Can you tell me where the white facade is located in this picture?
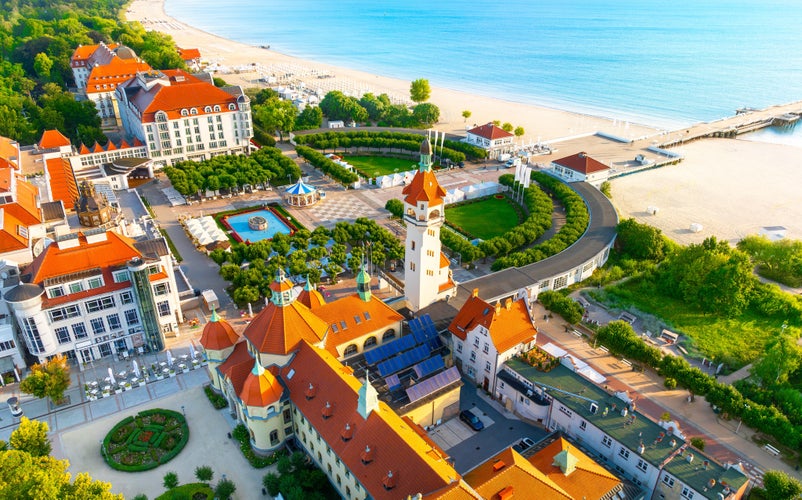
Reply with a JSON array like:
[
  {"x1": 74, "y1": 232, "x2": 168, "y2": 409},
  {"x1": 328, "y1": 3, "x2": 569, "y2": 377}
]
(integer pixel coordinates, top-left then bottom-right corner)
[
  {"x1": 464, "y1": 123, "x2": 515, "y2": 159},
  {"x1": 116, "y1": 70, "x2": 253, "y2": 166},
  {"x1": 0, "y1": 260, "x2": 25, "y2": 383}
]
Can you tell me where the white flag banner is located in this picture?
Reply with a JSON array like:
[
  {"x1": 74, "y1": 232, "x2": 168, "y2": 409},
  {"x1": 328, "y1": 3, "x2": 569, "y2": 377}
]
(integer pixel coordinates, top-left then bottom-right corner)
[
  {"x1": 514, "y1": 162, "x2": 523, "y2": 183},
  {"x1": 523, "y1": 167, "x2": 532, "y2": 188},
  {"x1": 440, "y1": 130, "x2": 446, "y2": 151}
]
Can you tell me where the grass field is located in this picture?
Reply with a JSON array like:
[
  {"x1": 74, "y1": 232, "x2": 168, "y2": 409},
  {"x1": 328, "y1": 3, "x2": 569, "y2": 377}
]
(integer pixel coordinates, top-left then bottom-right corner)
[
  {"x1": 342, "y1": 155, "x2": 417, "y2": 177},
  {"x1": 594, "y1": 276, "x2": 799, "y2": 369},
  {"x1": 445, "y1": 196, "x2": 521, "y2": 240}
]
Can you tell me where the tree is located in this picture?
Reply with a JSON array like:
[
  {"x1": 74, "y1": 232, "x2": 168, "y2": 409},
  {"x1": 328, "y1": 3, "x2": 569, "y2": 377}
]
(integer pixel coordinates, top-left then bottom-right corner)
[
  {"x1": 501, "y1": 122, "x2": 513, "y2": 132},
  {"x1": 751, "y1": 332, "x2": 802, "y2": 386},
  {"x1": 409, "y1": 78, "x2": 431, "y2": 103},
  {"x1": 162, "y1": 471, "x2": 179, "y2": 490},
  {"x1": 319, "y1": 91, "x2": 368, "y2": 123},
  {"x1": 615, "y1": 218, "x2": 666, "y2": 261},
  {"x1": 359, "y1": 93, "x2": 387, "y2": 122},
  {"x1": 385, "y1": 199, "x2": 403, "y2": 218},
  {"x1": 212, "y1": 77, "x2": 228, "y2": 87},
  {"x1": 214, "y1": 478, "x2": 236, "y2": 500},
  {"x1": 761, "y1": 470, "x2": 802, "y2": 500},
  {"x1": 195, "y1": 465, "x2": 213, "y2": 483},
  {"x1": 514, "y1": 126, "x2": 525, "y2": 138},
  {"x1": 253, "y1": 98, "x2": 297, "y2": 141},
  {"x1": 462, "y1": 110, "x2": 471, "y2": 123},
  {"x1": 0, "y1": 449, "x2": 121, "y2": 499},
  {"x1": 9, "y1": 417, "x2": 51, "y2": 457},
  {"x1": 412, "y1": 103, "x2": 440, "y2": 126},
  {"x1": 689, "y1": 437, "x2": 705, "y2": 451},
  {"x1": 600, "y1": 181, "x2": 612, "y2": 198},
  {"x1": 294, "y1": 105, "x2": 322, "y2": 130},
  {"x1": 20, "y1": 354, "x2": 71, "y2": 406},
  {"x1": 33, "y1": 52, "x2": 53, "y2": 81}
]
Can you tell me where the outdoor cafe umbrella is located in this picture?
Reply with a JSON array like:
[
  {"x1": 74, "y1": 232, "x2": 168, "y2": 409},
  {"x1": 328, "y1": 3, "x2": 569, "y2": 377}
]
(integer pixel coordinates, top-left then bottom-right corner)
[
  {"x1": 166, "y1": 350, "x2": 174, "y2": 367},
  {"x1": 108, "y1": 367, "x2": 116, "y2": 386},
  {"x1": 132, "y1": 359, "x2": 141, "y2": 378},
  {"x1": 189, "y1": 342, "x2": 197, "y2": 360}
]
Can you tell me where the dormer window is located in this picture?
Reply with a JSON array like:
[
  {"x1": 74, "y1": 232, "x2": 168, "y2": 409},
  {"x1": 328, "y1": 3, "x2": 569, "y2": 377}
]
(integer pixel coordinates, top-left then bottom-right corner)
[
  {"x1": 204, "y1": 106, "x2": 212, "y2": 113},
  {"x1": 190, "y1": 108, "x2": 198, "y2": 115},
  {"x1": 213, "y1": 105, "x2": 221, "y2": 112},
  {"x1": 180, "y1": 109, "x2": 188, "y2": 116},
  {"x1": 341, "y1": 423, "x2": 353, "y2": 442},
  {"x1": 228, "y1": 103, "x2": 236, "y2": 110},
  {"x1": 382, "y1": 471, "x2": 396, "y2": 490},
  {"x1": 304, "y1": 383, "x2": 316, "y2": 400},
  {"x1": 322, "y1": 401, "x2": 333, "y2": 419},
  {"x1": 360, "y1": 445, "x2": 374, "y2": 464}
]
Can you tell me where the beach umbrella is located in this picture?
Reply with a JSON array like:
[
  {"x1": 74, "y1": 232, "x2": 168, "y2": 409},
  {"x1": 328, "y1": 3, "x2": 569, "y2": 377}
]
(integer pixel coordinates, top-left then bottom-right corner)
[
  {"x1": 108, "y1": 367, "x2": 116, "y2": 386},
  {"x1": 189, "y1": 342, "x2": 197, "y2": 360},
  {"x1": 166, "y1": 350, "x2": 174, "y2": 367},
  {"x1": 132, "y1": 360, "x2": 141, "y2": 378}
]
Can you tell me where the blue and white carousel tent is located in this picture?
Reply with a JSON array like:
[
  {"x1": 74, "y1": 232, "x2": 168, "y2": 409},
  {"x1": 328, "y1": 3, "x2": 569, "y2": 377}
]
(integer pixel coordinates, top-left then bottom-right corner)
[{"x1": 284, "y1": 178, "x2": 321, "y2": 207}]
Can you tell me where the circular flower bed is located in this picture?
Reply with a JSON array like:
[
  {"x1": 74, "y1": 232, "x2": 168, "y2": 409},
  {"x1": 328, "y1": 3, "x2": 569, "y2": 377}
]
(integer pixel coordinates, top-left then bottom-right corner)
[{"x1": 101, "y1": 408, "x2": 189, "y2": 472}]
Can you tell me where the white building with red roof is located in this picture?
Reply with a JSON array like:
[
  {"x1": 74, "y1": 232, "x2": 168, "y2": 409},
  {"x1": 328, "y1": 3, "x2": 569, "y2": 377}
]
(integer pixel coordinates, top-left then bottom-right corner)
[
  {"x1": 550, "y1": 152, "x2": 611, "y2": 187},
  {"x1": 0, "y1": 136, "x2": 45, "y2": 264},
  {"x1": 116, "y1": 69, "x2": 253, "y2": 165},
  {"x1": 402, "y1": 139, "x2": 457, "y2": 312},
  {"x1": 465, "y1": 123, "x2": 515, "y2": 159},
  {"x1": 2, "y1": 230, "x2": 182, "y2": 364}
]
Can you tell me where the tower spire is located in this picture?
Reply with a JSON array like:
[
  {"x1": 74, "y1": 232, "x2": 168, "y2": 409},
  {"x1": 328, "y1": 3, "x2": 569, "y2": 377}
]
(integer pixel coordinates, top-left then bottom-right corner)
[{"x1": 419, "y1": 138, "x2": 432, "y2": 172}]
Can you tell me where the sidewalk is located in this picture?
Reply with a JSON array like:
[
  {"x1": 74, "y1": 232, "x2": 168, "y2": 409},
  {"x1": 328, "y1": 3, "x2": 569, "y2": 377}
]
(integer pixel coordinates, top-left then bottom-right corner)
[{"x1": 530, "y1": 301, "x2": 797, "y2": 483}]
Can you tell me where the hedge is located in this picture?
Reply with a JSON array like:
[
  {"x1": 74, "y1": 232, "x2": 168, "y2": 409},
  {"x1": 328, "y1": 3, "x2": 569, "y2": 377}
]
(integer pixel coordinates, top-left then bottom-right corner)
[
  {"x1": 538, "y1": 290, "x2": 585, "y2": 325},
  {"x1": 295, "y1": 145, "x2": 360, "y2": 185},
  {"x1": 232, "y1": 424, "x2": 286, "y2": 468},
  {"x1": 294, "y1": 130, "x2": 476, "y2": 162},
  {"x1": 204, "y1": 385, "x2": 228, "y2": 409},
  {"x1": 252, "y1": 125, "x2": 277, "y2": 147},
  {"x1": 102, "y1": 409, "x2": 189, "y2": 472},
  {"x1": 491, "y1": 172, "x2": 589, "y2": 271}
]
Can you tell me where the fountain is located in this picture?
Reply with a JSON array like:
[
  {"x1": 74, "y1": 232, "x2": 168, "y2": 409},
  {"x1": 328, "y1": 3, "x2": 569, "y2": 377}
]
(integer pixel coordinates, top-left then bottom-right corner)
[{"x1": 248, "y1": 215, "x2": 268, "y2": 231}]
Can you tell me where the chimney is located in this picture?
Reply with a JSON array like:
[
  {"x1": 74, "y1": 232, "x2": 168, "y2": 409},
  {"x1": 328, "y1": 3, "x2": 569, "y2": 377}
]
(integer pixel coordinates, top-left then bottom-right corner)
[
  {"x1": 321, "y1": 401, "x2": 333, "y2": 419},
  {"x1": 304, "y1": 382, "x2": 316, "y2": 400},
  {"x1": 495, "y1": 300, "x2": 501, "y2": 314},
  {"x1": 687, "y1": 452, "x2": 694, "y2": 463},
  {"x1": 360, "y1": 445, "x2": 374, "y2": 464},
  {"x1": 638, "y1": 443, "x2": 645, "y2": 455},
  {"x1": 498, "y1": 486, "x2": 514, "y2": 500},
  {"x1": 472, "y1": 288, "x2": 479, "y2": 297},
  {"x1": 505, "y1": 298, "x2": 513, "y2": 310},
  {"x1": 493, "y1": 460, "x2": 506, "y2": 472}
]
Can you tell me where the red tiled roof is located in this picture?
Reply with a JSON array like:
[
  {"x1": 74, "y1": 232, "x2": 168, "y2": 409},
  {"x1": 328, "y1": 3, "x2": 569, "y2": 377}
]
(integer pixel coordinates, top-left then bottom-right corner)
[
  {"x1": 240, "y1": 363, "x2": 283, "y2": 407},
  {"x1": 178, "y1": 47, "x2": 201, "y2": 60},
  {"x1": 467, "y1": 123, "x2": 514, "y2": 140},
  {"x1": 217, "y1": 341, "x2": 253, "y2": 396},
  {"x1": 71, "y1": 43, "x2": 118, "y2": 63},
  {"x1": 242, "y1": 293, "x2": 328, "y2": 356},
  {"x1": 200, "y1": 314, "x2": 240, "y2": 351},
  {"x1": 402, "y1": 169, "x2": 446, "y2": 207},
  {"x1": 4, "y1": 178, "x2": 41, "y2": 225},
  {"x1": 447, "y1": 294, "x2": 536, "y2": 353},
  {"x1": 552, "y1": 152, "x2": 609, "y2": 175},
  {"x1": 26, "y1": 231, "x2": 141, "y2": 284},
  {"x1": 297, "y1": 287, "x2": 326, "y2": 310},
  {"x1": 0, "y1": 136, "x2": 19, "y2": 169},
  {"x1": 0, "y1": 168, "x2": 11, "y2": 193},
  {"x1": 0, "y1": 208, "x2": 28, "y2": 253},
  {"x1": 282, "y1": 341, "x2": 456, "y2": 499},
  {"x1": 79, "y1": 144, "x2": 91, "y2": 155},
  {"x1": 38, "y1": 130, "x2": 71, "y2": 150},
  {"x1": 527, "y1": 437, "x2": 621, "y2": 500},
  {"x1": 86, "y1": 59, "x2": 152, "y2": 94},
  {"x1": 316, "y1": 294, "x2": 403, "y2": 357},
  {"x1": 45, "y1": 157, "x2": 78, "y2": 210},
  {"x1": 463, "y1": 447, "x2": 571, "y2": 500}
]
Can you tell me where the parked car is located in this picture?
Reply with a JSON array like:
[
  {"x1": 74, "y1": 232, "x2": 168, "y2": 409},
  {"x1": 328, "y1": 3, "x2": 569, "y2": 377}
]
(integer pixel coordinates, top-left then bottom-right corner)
[
  {"x1": 512, "y1": 437, "x2": 535, "y2": 453},
  {"x1": 459, "y1": 410, "x2": 484, "y2": 431}
]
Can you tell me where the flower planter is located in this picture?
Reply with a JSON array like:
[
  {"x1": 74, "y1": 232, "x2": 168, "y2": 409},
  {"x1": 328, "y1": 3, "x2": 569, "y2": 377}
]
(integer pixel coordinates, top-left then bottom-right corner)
[
  {"x1": 123, "y1": 385, "x2": 132, "y2": 391},
  {"x1": 169, "y1": 371, "x2": 176, "y2": 378},
  {"x1": 115, "y1": 389, "x2": 122, "y2": 394},
  {"x1": 156, "y1": 375, "x2": 164, "y2": 381}
]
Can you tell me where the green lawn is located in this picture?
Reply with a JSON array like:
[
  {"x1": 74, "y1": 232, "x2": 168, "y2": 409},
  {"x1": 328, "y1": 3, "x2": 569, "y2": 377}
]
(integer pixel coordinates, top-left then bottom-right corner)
[
  {"x1": 595, "y1": 276, "x2": 799, "y2": 369},
  {"x1": 342, "y1": 155, "x2": 417, "y2": 177},
  {"x1": 445, "y1": 196, "x2": 522, "y2": 240}
]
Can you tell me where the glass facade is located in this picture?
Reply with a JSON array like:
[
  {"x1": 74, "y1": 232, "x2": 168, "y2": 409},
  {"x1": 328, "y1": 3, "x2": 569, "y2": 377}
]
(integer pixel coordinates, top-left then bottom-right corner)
[{"x1": 128, "y1": 259, "x2": 164, "y2": 352}]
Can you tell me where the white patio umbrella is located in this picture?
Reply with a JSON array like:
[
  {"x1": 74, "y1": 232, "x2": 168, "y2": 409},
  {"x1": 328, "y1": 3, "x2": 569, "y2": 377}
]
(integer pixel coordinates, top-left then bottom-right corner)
[
  {"x1": 132, "y1": 360, "x2": 141, "y2": 378},
  {"x1": 189, "y1": 342, "x2": 197, "y2": 360},
  {"x1": 108, "y1": 367, "x2": 116, "y2": 386},
  {"x1": 166, "y1": 350, "x2": 174, "y2": 367}
]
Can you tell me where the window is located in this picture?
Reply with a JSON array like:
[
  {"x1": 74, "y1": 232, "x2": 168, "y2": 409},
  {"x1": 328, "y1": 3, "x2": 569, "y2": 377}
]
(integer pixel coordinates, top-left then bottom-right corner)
[
  {"x1": 283, "y1": 409, "x2": 292, "y2": 424},
  {"x1": 469, "y1": 351, "x2": 476, "y2": 362},
  {"x1": 69, "y1": 282, "x2": 84, "y2": 294},
  {"x1": 558, "y1": 405, "x2": 573, "y2": 417},
  {"x1": 662, "y1": 475, "x2": 675, "y2": 488},
  {"x1": 48, "y1": 286, "x2": 65, "y2": 298},
  {"x1": 636, "y1": 459, "x2": 648, "y2": 472},
  {"x1": 410, "y1": 241, "x2": 415, "y2": 250},
  {"x1": 456, "y1": 341, "x2": 462, "y2": 353},
  {"x1": 87, "y1": 276, "x2": 104, "y2": 289},
  {"x1": 157, "y1": 301, "x2": 171, "y2": 317},
  {"x1": 409, "y1": 262, "x2": 415, "y2": 272},
  {"x1": 344, "y1": 344, "x2": 357, "y2": 356},
  {"x1": 120, "y1": 291, "x2": 134, "y2": 304},
  {"x1": 483, "y1": 342, "x2": 489, "y2": 354},
  {"x1": 0, "y1": 340, "x2": 15, "y2": 351},
  {"x1": 363, "y1": 336, "x2": 377, "y2": 349},
  {"x1": 153, "y1": 283, "x2": 169, "y2": 295},
  {"x1": 85, "y1": 296, "x2": 115, "y2": 313},
  {"x1": 49, "y1": 305, "x2": 81, "y2": 322},
  {"x1": 485, "y1": 361, "x2": 492, "y2": 372},
  {"x1": 382, "y1": 329, "x2": 395, "y2": 341},
  {"x1": 72, "y1": 323, "x2": 88, "y2": 339},
  {"x1": 681, "y1": 487, "x2": 694, "y2": 499},
  {"x1": 107, "y1": 314, "x2": 122, "y2": 330},
  {"x1": 90, "y1": 317, "x2": 106, "y2": 335},
  {"x1": 618, "y1": 447, "x2": 630, "y2": 461},
  {"x1": 270, "y1": 430, "x2": 279, "y2": 446},
  {"x1": 602, "y1": 435, "x2": 613, "y2": 448},
  {"x1": 113, "y1": 270, "x2": 130, "y2": 283},
  {"x1": 55, "y1": 327, "x2": 71, "y2": 344},
  {"x1": 124, "y1": 309, "x2": 139, "y2": 326},
  {"x1": 473, "y1": 337, "x2": 480, "y2": 347},
  {"x1": 579, "y1": 420, "x2": 587, "y2": 431}
]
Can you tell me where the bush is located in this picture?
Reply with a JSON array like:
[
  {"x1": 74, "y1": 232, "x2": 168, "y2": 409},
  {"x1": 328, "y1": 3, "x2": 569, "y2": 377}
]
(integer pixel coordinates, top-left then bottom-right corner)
[
  {"x1": 294, "y1": 130, "x2": 476, "y2": 161},
  {"x1": 664, "y1": 377, "x2": 677, "y2": 389},
  {"x1": 195, "y1": 465, "x2": 214, "y2": 483},
  {"x1": 203, "y1": 386, "x2": 228, "y2": 409},
  {"x1": 231, "y1": 424, "x2": 286, "y2": 468},
  {"x1": 102, "y1": 409, "x2": 189, "y2": 472},
  {"x1": 689, "y1": 437, "x2": 705, "y2": 451},
  {"x1": 295, "y1": 145, "x2": 359, "y2": 185},
  {"x1": 385, "y1": 198, "x2": 403, "y2": 218},
  {"x1": 538, "y1": 291, "x2": 585, "y2": 324},
  {"x1": 163, "y1": 472, "x2": 179, "y2": 490}
]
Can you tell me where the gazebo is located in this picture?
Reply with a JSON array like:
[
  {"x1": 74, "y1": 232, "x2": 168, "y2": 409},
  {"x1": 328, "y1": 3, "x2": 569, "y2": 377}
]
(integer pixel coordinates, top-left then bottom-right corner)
[{"x1": 284, "y1": 179, "x2": 320, "y2": 207}]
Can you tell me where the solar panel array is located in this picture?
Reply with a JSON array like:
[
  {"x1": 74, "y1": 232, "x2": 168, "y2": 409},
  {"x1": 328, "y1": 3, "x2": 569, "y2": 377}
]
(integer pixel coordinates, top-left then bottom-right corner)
[
  {"x1": 409, "y1": 315, "x2": 439, "y2": 344},
  {"x1": 385, "y1": 373, "x2": 401, "y2": 391},
  {"x1": 377, "y1": 344, "x2": 429, "y2": 377},
  {"x1": 406, "y1": 366, "x2": 461, "y2": 403},
  {"x1": 413, "y1": 355, "x2": 444, "y2": 379},
  {"x1": 363, "y1": 334, "x2": 416, "y2": 365}
]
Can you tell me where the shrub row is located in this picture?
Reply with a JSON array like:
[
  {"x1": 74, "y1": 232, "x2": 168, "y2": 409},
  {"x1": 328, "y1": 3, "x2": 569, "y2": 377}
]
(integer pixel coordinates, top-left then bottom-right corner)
[
  {"x1": 294, "y1": 131, "x2": 472, "y2": 162},
  {"x1": 492, "y1": 172, "x2": 589, "y2": 271},
  {"x1": 204, "y1": 385, "x2": 229, "y2": 409},
  {"x1": 538, "y1": 291, "x2": 585, "y2": 325},
  {"x1": 232, "y1": 424, "x2": 285, "y2": 468},
  {"x1": 441, "y1": 228, "x2": 484, "y2": 265},
  {"x1": 295, "y1": 145, "x2": 360, "y2": 185},
  {"x1": 593, "y1": 321, "x2": 802, "y2": 449}
]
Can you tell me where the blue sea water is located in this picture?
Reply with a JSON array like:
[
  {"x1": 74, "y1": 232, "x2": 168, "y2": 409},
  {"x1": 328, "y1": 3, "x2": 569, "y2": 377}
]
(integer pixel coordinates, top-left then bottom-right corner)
[{"x1": 164, "y1": 0, "x2": 802, "y2": 130}]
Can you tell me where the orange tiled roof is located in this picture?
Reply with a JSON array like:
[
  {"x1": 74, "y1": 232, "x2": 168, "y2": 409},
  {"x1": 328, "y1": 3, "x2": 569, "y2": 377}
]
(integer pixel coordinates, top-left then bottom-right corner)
[
  {"x1": 297, "y1": 283, "x2": 326, "y2": 310},
  {"x1": 402, "y1": 169, "x2": 446, "y2": 207},
  {"x1": 440, "y1": 252, "x2": 450, "y2": 269},
  {"x1": 0, "y1": 168, "x2": 11, "y2": 193},
  {"x1": 240, "y1": 362, "x2": 284, "y2": 407},
  {"x1": 79, "y1": 144, "x2": 91, "y2": 155},
  {"x1": 26, "y1": 231, "x2": 141, "y2": 284},
  {"x1": 178, "y1": 47, "x2": 201, "y2": 60},
  {"x1": 45, "y1": 157, "x2": 78, "y2": 210},
  {"x1": 38, "y1": 130, "x2": 71, "y2": 150},
  {"x1": 463, "y1": 447, "x2": 572, "y2": 500},
  {"x1": 0, "y1": 208, "x2": 28, "y2": 253},
  {"x1": 467, "y1": 123, "x2": 514, "y2": 140},
  {"x1": 553, "y1": 152, "x2": 609, "y2": 175},
  {"x1": 0, "y1": 137, "x2": 18, "y2": 168},
  {"x1": 282, "y1": 341, "x2": 457, "y2": 499},
  {"x1": 447, "y1": 294, "x2": 536, "y2": 353},
  {"x1": 200, "y1": 311, "x2": 240, "y2": 351},
  {"x1": 4, "y1": 178, "x2": 41, "y2": 225},
  {"x1": 316, "y1": 293, "x2": 403, "y2": 356},
  {"x1": 527, "y1": 437, "x2": 621, "y2": 500},
  {"x1": 217, "y1": 341, "x2": 253, "y2": 396},
  {"x1": 422, "y1": 480, "x2": 482, "y2": 500},
  {"x1": 243, "y1": 297, "x2": 328, "y2": 356},
  {"x1": 86, "y1": 58, "x2": 152, "y2": 94},
  {"x1": 71, "y1": 43, "x2": 118, "y2": 63}
]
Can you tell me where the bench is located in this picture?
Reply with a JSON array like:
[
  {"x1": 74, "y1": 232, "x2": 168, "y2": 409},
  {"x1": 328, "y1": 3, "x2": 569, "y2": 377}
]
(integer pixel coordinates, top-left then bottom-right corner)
[
  {"x1": 571, "y1": 329, "x2": 582, "y2": 338},
  {"x1": 763, "y1": 444, "x2": 780, "y2": 457},
  {"x1": 621, "y1": 359, "x2": 632, "y2": 367},
  {"x1": 598, "y1": 346, "x2": 609, "y2": 353}
]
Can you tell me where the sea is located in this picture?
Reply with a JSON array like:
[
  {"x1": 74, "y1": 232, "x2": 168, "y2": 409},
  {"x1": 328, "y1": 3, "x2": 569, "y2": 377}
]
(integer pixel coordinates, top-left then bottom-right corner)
[{"x1": 165, "y1": 0, "x2": 802, "y2": 135}]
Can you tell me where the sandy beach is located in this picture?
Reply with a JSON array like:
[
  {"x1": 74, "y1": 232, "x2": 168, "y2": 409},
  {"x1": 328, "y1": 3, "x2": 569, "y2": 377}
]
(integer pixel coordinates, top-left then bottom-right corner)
[{"x1": 125, "y1": 0, "x2": 659, "y2": 142}]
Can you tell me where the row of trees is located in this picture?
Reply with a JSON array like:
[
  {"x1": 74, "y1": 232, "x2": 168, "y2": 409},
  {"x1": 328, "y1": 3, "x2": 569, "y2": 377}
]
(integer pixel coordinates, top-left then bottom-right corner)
[
  {"x1": 317, "y1": 85, "x2": 440, "y2": 128},
  {"x1": 295, "y1": 145, "x2": 360, "y2": 185},
  {"x1": 0, "y1": 0, "x2": 185, "y2": 145},
  {"x1": 538, "y1": 291, "x2": 585, "y2": 324},
  {"x1": 594, "y1": 320, "x2": 802, "y2": 450},
  {"x1": 294, "y1": 130, "x2": 486, "y2": 160},
  {"x1": 737, "y1": 235, "x2": 802, "y2": 287},
  {"x1": 491, "y1": 172, "x2": 589, "y2": 271},
  {"x1": 163, "y1": 147, "x2": 302, "y2": 196},
  {"x1": 247, "y1": 88, "x2": 324, "y2": 141}
]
